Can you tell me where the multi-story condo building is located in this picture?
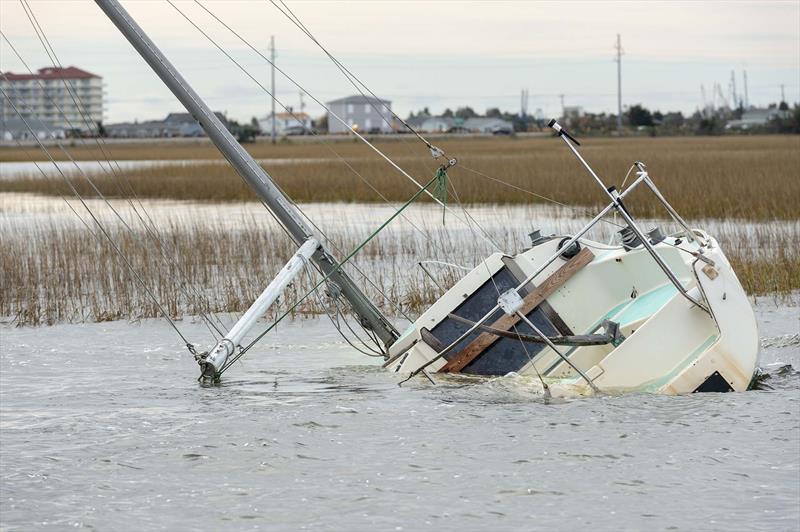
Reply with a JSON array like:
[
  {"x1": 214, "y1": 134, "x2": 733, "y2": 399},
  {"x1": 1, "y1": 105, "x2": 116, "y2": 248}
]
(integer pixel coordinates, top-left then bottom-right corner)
[{"x1": 1, "y1": 66, "x2": 104, "y2": 133}]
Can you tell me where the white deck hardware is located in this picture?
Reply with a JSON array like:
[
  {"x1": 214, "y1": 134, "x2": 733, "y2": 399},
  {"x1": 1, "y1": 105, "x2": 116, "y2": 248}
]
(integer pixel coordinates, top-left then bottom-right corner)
[{"x1": 498, "y1": 289, "x2": 524, "y2": 316}]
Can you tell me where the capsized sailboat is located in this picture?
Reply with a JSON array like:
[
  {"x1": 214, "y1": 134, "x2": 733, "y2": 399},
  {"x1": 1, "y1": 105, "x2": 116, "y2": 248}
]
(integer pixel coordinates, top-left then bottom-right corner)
[
  {"x1": 95, "y1": 0, "x2": 759, "y2": 395},
  {"x1": 384, "y1": 161, "x2": 760, "y2": 395}
]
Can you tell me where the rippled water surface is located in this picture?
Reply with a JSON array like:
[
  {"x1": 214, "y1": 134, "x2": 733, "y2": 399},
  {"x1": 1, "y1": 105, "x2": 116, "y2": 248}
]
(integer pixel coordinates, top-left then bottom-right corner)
[{"x1": 1, "y1": 303, "x2": 798, "y2": 531}]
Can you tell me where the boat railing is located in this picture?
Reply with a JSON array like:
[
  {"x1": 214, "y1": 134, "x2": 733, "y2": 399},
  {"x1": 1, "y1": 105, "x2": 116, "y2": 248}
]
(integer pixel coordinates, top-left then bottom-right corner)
[{"x1": 550, "y1": 121, "x2": 710, "y2": 314}]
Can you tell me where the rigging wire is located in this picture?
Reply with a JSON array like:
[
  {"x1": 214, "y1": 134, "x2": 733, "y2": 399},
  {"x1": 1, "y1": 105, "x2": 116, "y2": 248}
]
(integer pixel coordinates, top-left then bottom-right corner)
[
  {"x1": 164, "y1": 0, "x2": 425, "y2": 323},
  {"x1": 173, "y1": 0, "x2": 501, "y2": 252},
  {"x1": 305, "y1": 265, "x2": 385, "y2": 357},
  {"x1": 3, "y1": 11, "x2": 228, "y2": 338},
  {"x1": 265, "y1": 0, "x2": 523, "y2": 255},
  {"x1": 178, "y1": 0, "x2": 431, "y2": 232},
  {"x1": 219, "y1": 171, "x2": 445, "y2": 374},
  {"x1": 267, "y1": 0, "x2": 620, "y2": 239},
  {"x1": 1, "y1": 89, "x2": 196, "y2": 350},
  {"x1": 16, "y1": 2, "x2": 229, "y2": 335},
  {"x1": 270, "y1": 0, "x2": 633, "y2": 249},
  {"x1": 268, "y1": 0, "x2": 446, "y2": 157}
]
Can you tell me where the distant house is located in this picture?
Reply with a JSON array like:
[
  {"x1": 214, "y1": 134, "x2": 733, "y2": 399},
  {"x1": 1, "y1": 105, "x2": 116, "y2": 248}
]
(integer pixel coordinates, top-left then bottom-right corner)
[
  {"x1": 418, "y1": 116, "x2": 455, "y2": 133},
  {"x1": 1, "y1": 116, "x2": 65, "y2": 140},
  {"x1": 259, "y1": 111, "x2": 312, "y2": 136},
  {"x1": 463, "y1": 117, "x2": 513, "y2": 134},
  {"x1": 725, "y1": 108, "x2": 790, "y2": 130},
  {"x1": 326, "y1": 95, "x2": 393, "y2": 134},
  {"x1": 105, "y1": 111, "x2": 228, "y2": 138}
]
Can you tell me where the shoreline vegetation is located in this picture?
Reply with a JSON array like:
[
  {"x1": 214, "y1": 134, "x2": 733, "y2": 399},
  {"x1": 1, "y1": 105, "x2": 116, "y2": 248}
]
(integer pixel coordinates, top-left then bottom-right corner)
[
  {"x1": 1, "y1": 135, "x2": 798, "y2": 326},
  {"x1": 2, "y1": 211, "x2": 797, "y2": 327},
  {"x1": 2, "y1": 135, "x2": 799, "y2": 219}
]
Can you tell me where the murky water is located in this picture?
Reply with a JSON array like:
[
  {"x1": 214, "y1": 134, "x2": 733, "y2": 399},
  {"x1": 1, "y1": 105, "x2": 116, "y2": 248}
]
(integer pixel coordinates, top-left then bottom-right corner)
[{"x1": 1, "y1": 302, "x2": 798, "y2": 531}]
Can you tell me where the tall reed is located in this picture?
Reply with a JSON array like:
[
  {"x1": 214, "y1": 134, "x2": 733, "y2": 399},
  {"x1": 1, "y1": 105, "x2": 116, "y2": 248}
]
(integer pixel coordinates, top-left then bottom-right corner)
[{"x1": 2, "y1": 199, "x2": 797, "y2": 327}]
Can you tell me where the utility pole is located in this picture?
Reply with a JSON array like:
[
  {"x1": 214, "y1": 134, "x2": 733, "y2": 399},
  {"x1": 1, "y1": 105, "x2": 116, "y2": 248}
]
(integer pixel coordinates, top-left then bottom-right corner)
[
  {"x1": 781, "y1": 84, "x2": 786, "y2": 104},
  {"x1": 615, "y1": 34, "x2": 623, "y2": 133},
  {"x1": 743, "y1": 70, "x2": 749, "y2": 109},
  {"x1": 269, "y1": 35, "x2": 276, "y2": 144},
  {"x1": 730, "y1": 70, "x2": 738, "y2": 109},
  {"x1": 559, "y1": 93, "x2": 565, "y2": 120},
  {"x1": 700, "y1": 84, "x2": 707, "y2": 117}
]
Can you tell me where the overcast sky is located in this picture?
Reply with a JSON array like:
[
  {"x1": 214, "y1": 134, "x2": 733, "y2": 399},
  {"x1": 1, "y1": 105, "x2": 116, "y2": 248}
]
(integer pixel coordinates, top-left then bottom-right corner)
[{"x1": 1, "y1": 0, "x2": 798, "y2": 124}]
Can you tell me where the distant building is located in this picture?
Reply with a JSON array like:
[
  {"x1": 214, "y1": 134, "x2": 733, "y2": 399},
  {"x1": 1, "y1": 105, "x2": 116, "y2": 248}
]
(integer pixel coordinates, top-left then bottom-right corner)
[
  {"x1": 463, "y1": 117, "x2": 513, "y2": 134},
  {"x1": 1, "y1": 116, "x2": 65, "y2": 141},
  {"x1": 326, "y1": 95, "x2": 393, "y2": 134},
  {"x1": 418, "y1": 116, "x2": 455, "y2": 133},
  {"x1": 725, "y1": 107, "x2": 790, "y2": 130},
  {"x1": 105, "y1": 111, "x2": 229, "y2": 138},
  {"x1": 259, "y1": 111, "x2": 312, "y2": 136},
  {"x1": 0, "y1": 66, "x2": 103, "y2": 134}
]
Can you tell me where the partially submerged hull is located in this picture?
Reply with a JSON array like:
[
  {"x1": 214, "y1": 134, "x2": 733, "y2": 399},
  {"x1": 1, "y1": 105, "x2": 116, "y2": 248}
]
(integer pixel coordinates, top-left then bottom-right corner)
[{"x1": 385, "y1": 230, "x2": 759, "y2": 395}]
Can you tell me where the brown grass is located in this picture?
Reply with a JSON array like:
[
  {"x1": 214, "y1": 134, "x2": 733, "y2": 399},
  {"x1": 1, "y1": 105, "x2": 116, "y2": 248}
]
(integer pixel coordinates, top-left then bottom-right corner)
[
  {"x1": 2, "y1": 135, "x2": 799, "y2": 220},
  {"x1": 1, "y1": 209, "x2": 797, "y2": 327}
]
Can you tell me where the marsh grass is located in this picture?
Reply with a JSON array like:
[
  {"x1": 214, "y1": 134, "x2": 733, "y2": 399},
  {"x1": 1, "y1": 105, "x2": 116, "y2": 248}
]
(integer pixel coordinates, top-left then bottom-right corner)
[
  {"x1": 0, "y1": 213, "x2": 472, "y2": 327},
  {"x1": 1, "y1": 201, "x2": 797, "y2": 327},
  {"x1": 2, "y1": 135, "x2": 798, "y2": 327},
  {"x1": 2, "y1": 135, "x2": 799, "y2": 219}
]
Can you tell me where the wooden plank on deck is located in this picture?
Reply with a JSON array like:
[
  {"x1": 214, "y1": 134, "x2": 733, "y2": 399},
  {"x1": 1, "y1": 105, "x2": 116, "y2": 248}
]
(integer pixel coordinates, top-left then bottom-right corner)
[{"x1": 438, "y1": 247, "x2": 594, "y2": 373}]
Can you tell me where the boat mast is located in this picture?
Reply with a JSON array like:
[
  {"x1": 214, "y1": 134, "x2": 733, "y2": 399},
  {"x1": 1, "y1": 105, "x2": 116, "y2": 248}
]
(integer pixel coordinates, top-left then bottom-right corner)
[{"x1": 94, "y1": 0, "x2": 398, "y2": 346}]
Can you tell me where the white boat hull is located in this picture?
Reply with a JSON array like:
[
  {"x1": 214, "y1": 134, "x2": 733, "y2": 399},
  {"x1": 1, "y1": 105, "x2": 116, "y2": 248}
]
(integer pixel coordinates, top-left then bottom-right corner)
[{"x1": 385, "y1": 231, "x2": 759, "y2": 395}]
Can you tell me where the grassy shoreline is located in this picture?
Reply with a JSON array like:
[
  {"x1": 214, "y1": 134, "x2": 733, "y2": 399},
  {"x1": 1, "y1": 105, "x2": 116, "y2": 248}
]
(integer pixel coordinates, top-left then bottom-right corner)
[
  {"x1": 2, "y1": 135, "x2": 799, "y2": 219},
  {"x1": 2, "y1": 205, "x2": 797, "y2": 327}
]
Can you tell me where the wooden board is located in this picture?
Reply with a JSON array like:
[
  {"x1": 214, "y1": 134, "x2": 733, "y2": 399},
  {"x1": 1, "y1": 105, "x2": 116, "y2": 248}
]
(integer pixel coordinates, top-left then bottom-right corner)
[{"x1": 438, "y1": 247, "x2": 594, "y2": 373}]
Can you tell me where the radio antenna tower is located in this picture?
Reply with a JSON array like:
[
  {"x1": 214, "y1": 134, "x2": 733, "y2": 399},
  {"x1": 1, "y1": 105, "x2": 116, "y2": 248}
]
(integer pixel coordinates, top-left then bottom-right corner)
[{"x1": 614, "y1": 34, "x2": 624, "y2": 133}]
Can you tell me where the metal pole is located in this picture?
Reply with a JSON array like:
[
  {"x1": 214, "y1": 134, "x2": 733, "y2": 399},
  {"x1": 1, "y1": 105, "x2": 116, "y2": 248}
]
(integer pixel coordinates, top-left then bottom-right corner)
[
  {"x1": 95, "y1": 0, "x2": 398, "y2": 346},
  {"x1": 270, "y1": 35, "x2": 276, "y2": 144},
  {"x1": 615, "y1": 34, "x2": 623, "y2": 134},
  {"x1": 550, "y1": 121, "x2": 709, "y2": 313},
  {"x1": 516, "y1": 311, "x2": 600, "y2": 393}
]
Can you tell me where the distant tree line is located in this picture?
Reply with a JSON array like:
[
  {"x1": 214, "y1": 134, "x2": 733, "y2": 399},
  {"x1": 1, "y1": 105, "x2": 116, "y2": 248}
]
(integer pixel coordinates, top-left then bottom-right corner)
[{"x1": 405, "y1": 101, "x2": 800, "y2": 136}]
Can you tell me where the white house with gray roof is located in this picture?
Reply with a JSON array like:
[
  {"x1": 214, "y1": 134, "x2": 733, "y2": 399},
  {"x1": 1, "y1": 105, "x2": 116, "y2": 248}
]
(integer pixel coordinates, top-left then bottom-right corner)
[{"x1": 326, "y1": 95, "x2": 393, "y2": 134}]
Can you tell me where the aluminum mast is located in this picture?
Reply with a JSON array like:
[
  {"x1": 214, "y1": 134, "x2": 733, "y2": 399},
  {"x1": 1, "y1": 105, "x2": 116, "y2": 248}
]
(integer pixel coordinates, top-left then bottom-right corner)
[{"x1": 95, "y1": 0, "x2": 398, "y2": 346}]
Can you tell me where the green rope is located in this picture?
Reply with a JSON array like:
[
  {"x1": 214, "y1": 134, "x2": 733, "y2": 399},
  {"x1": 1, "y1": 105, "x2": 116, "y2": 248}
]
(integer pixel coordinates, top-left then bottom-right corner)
[
  {"x1": 433, "y1": 166, "x2": 448, "y2": 224},
  {"x1": 219, "y1": 169, "x2": 445, "y2": 376}
]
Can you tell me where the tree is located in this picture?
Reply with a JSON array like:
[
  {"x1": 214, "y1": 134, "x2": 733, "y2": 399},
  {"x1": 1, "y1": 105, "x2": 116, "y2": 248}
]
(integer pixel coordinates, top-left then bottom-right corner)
[
  {"x1": 627, "y1": 104, "x2": 654, "y2": 127},
  {"x1": 442, "y1": 108, "x2": 453, "y2": 118},
  {"x1": 485, "y1": 107, "x2": 502, "y2": 118},
  {"x1": 455, "y1": 106, "x2": 477, "y2": 119}
]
